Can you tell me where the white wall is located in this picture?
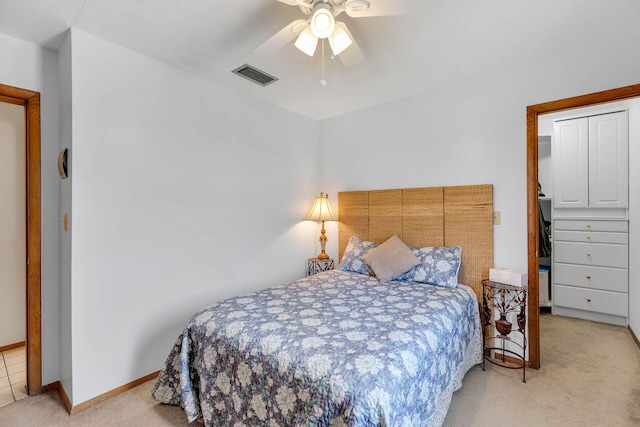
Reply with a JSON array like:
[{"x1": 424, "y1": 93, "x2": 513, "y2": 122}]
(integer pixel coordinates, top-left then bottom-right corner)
[
  {"x1": 65, "y1": 29, "x2": 320, "y2": 404},
  {"x1": 0, "y1": 102, "x2": 26, "y2": 347},
  {"x1": 0, "y1": 33, "x2": 43, "y2": 92},
  {"x1": 320, "y1": 34, "x2": 640, "y2": 335},
  {"x1": 57, "y1": 30, "x2": 73, "y2": 398},
  {"x1": 0, "y1": 33, "x2": 60, "y2": 385}
]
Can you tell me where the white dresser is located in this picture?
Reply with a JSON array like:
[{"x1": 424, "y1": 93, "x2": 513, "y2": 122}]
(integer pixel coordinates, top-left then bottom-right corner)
[
  {"x1": 551, "y1": 109, "x2": 629, "y2": 326},
  {"x1": 553, "y1": 219, "x2": 629, "y2": 326}
]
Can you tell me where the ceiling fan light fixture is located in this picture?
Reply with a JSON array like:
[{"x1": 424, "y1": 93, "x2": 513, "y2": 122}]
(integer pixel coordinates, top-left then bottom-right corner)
[
  {"x1": 310, "y1": 4, "x2": 335, "y2": 38},
  {"x1": 328, "y1": 24, "x2": 352, "y2": 56},
  {"x1": 294, "y1": 25, "x2": 318, "y2": 56}
]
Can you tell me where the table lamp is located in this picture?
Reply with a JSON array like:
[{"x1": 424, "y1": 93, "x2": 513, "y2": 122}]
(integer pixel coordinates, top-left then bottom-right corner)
[{"x1": 304, "y1": 192, "x2": 336, "y2": 260}]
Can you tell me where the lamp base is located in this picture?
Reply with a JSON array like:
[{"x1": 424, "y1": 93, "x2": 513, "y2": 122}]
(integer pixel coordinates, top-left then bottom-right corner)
[{"x1": 317, "y1": 220, "x2": 330, "y2": 260}]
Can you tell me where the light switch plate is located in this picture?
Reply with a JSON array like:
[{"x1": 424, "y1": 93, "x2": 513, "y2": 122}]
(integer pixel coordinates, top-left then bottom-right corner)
[{"x1": 493, "y1": 211, "x2": 501, "y2": 225}]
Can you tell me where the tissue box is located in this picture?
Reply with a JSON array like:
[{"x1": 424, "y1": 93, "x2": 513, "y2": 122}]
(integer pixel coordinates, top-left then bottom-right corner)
[{"x1": 490, "y1": 268, "x2": 528, "y2": 287}]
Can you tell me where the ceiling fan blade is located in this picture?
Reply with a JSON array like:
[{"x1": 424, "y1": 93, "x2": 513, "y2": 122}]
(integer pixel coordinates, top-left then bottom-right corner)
[
  {"x1": 334, "y1": 22, "x2": 364, "y2": 67},
  {"x1": 255, "y1": 19, "x2": 308, "y2": 56},
  {"x1": 345, "y1": 0, "x2": 409, "y2": 17},
  {"x1": 278, "y1": 0, "x2": 316, "y2": 6}
]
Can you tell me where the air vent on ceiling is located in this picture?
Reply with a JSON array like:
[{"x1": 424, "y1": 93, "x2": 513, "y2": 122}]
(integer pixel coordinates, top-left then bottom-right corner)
[{"x1": 232, "y1": 64, "x2": 278, "y2": 87}]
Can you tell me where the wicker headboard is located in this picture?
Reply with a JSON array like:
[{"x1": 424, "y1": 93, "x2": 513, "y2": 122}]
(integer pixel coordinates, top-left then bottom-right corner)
[{"x1": 338, "y1": 185, "x2": 494, "y2": 300}]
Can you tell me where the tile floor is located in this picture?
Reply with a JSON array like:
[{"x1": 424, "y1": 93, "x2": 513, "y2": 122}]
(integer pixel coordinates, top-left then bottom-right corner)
[{"x1": 0, "y1": 346, "x2": 27, "y2": 408}]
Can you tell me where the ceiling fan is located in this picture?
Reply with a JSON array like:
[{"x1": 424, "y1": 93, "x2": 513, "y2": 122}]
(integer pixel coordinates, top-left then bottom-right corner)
[{"x1": 255, "y1": 0, "x2": 408, "y2": 67}]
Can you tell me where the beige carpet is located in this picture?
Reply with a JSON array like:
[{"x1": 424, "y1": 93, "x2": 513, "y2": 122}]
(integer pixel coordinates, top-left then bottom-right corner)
[
  {"x1": 1, "y1": 314, "x2": 638, "y2": 426},
  {"x1": 445, "y1": 314, "x2": 640, "y2": 427}
]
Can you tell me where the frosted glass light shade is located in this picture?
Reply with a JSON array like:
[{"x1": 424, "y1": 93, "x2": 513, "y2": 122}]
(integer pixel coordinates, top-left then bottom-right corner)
[
  {"x1": 310, "y1": 5, "x2": 335, "y2": 38},
  {"x1": 329, "y1": 24, "x2": 352, "y2": 55},
  {"x1": 295, "y1": 25, "x2": 318, "y2": 56}
]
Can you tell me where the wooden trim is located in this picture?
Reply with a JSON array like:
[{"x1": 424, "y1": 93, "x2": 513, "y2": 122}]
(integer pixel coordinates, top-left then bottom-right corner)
[
  {"x1": 629, "y1": 326, "x2": 640, "y2": 350},
  {"x1": 49, "y1": 372, "x2": 161, "y2": 415},
  {"x1": 41, "y1": 380, "x2": 61, "y2": 394},
  {"x1": 41, "y1": 381, "x2": 67, "y2": 413},
  {"x1": 0, "y1": 83, "x2": 42, "y2": 396},
  {"x1": 0, "y1": 83, "x2": 41, "y2": 100},
  {"x1": 526, "y1": 83, "x2": 640, "y2": 370},
  {"x1": 0, "y1": 94, "x2": 26, "y2": 106},
  {"x1": 526, "y1": 105, "x2": 540, "y2": 370},
  {"x1": 26, "y1": 89, "x2": 42, "y2": 396},
  {"x1": 0, "y1": 341, "x2": 26, "y2": 352},
  {"x1": 69, "y1": 371, "x2": 161, "y2": 415},
  {"x1": 58, "y1": 382, "x2": 73, "y2": 414},
  {"x1": 528, "y1": 84, "x2": 640, "y2": 115}
]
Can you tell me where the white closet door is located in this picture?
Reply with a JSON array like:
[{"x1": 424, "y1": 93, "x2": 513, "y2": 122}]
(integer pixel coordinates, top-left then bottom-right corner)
[
  {"x1": 588, "y1": 111, "x2": 629, "y2": 208},
  {"x1": 554, "y1": 117, "x2": 589, "y2": 208}
]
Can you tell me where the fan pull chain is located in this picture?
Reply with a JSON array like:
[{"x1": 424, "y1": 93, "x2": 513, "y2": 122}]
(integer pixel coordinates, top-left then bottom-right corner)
[{"x1": 320, "y1": 39, "x2": 327, "y2": 86}]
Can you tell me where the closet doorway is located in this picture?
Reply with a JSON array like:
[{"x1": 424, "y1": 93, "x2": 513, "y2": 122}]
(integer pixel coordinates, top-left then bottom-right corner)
[
  {"x1": 0, "y1": 83, "x2": 41, "y2": 396},
  {"x1": 526, "y1": 83, "x2": 640, "y2": 369}
]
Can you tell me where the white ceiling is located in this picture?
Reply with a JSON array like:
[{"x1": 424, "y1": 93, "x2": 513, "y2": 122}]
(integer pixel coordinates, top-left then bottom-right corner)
[{"x1": 1, "y1": 0, "x2": 640, "y2": 120}]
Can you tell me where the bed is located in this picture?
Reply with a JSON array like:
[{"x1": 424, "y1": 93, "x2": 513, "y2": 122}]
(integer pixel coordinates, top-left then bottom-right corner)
[{"x1": 151, "y1": 185, "x2": 494, "y2": 426}]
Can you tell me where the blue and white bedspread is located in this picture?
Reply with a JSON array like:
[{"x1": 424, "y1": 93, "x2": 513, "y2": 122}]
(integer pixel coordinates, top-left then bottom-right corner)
[{"x1": 151, "y1": 270, "x2": 481, "y2": 426}]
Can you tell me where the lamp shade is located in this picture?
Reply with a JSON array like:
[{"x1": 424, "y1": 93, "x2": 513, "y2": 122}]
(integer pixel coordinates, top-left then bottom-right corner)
[
  {"x1": 295, "y1": 25, "x2": 318, "y2": 56},
  {"x1": 304, "y1": 192, "x2": 336, "y2": 222},
  {"x1": 329, "y1": 23, "x2": 352, "y2": 56}
]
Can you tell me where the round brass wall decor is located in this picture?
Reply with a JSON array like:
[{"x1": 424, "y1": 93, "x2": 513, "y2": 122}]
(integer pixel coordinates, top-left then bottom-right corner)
[{"x1": 58, "y1": 148, "x2": 68, "y2": 179}]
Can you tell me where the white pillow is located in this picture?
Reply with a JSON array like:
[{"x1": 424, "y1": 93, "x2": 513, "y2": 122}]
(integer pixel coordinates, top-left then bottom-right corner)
[{"x1": 362, "y1": 235, "x2": 419, "y2": 282}]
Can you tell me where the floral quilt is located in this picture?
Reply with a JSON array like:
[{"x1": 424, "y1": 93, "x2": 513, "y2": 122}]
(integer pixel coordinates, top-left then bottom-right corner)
[{"x1": 151, "y1": 270, "x2": 481, "y2": 427}]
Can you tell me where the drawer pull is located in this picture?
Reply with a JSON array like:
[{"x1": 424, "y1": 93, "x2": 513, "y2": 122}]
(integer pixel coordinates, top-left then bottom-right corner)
[
  {"x1": 587, "y1": 252, "x2": 591, "y2": 256},
  {"x1": 587, "y1": 299, "x2": 591, "y2": 303},
  {"x1": 587, "y1": 223, "x2": 591, "y2": 228},
  {"x1": 586, "y1": 275, "x2": 591, "y2": 279},
  {"x1": 587, "y1": 235, "x2": 591, "y2": 239}
]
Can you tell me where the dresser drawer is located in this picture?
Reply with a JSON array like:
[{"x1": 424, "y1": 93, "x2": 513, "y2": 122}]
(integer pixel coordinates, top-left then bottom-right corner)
[
  {"x1": 553, "y1": 263, "x2": 628, "y2": 293},
  {"x1": 554, "y1": 219, "x2": 628, "y2": 233},
  {"x1": 554, "y1": 242, "x2": 628, "y2": 268},
  {"x1": 554, "y1": 285, "x2": 628, "y2": 317},
  {"x1": 553, "y1": 230, "x2": 628, "y2": 244}
]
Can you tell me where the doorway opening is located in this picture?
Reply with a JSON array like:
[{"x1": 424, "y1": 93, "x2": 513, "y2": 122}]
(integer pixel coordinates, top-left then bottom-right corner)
[
  {"x1": 526, "y1": 83, "x2": 640, "y2": 369},
  {"x1": 0, "y1": 83, "x2": 41, "y2": 396}
]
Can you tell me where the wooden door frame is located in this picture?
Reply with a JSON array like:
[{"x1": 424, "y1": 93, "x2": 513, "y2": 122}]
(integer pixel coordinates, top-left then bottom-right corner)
[
  {"x1": 0, "y1": 83, "x2": 41, "y2": 395},
  {"x1": 526, "y1": 83, "x2": 640, "y2": 369}
]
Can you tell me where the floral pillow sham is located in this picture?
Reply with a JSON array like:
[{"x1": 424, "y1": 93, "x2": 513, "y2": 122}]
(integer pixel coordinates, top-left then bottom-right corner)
[
  {"x1": 339, "y1": 235, "x2": 462, "y2": 287},
  {"x1": 338, "y1": 236, "x2": 379, "y2": 276},
  {"x1": 396, "y1": 245, "x2": 463, "y2": 288}
]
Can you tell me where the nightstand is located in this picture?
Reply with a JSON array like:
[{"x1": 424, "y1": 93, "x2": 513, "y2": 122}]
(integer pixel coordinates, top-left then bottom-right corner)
[
  {"x1": 307, "y1": 258, "x2": 334, "y2": 276},
  {"x1": 481, "y1": 279, "x2": 528, "y2": 382}
]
